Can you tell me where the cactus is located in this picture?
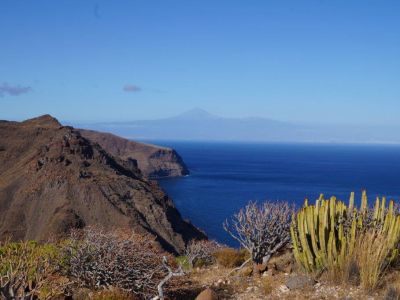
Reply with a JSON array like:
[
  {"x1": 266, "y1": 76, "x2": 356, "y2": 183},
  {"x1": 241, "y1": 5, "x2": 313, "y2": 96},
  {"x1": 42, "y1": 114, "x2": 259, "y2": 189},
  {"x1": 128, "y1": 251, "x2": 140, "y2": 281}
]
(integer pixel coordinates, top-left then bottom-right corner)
[{"x1": 291, "y1": 191, "x2": 400, "y2": 272}]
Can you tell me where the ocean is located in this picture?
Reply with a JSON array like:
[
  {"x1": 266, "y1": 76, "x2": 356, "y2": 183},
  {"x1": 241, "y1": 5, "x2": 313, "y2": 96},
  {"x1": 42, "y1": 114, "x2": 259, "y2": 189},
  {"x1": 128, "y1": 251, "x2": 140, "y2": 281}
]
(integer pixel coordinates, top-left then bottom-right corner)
[{"x1": 153, "y1": 141, "x2": 400, "y2": 246}]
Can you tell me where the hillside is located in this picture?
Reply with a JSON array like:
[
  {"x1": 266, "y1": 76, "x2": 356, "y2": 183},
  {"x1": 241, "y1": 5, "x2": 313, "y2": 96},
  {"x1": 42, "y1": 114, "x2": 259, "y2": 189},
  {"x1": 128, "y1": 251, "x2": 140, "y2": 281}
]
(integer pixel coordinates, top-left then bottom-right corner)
[
  {"x1": 79, "y1": 129, "x2": 189, "y2": 178},
  {"x1": 0, "y1": 115, "x2": 205, "y2": 253}
]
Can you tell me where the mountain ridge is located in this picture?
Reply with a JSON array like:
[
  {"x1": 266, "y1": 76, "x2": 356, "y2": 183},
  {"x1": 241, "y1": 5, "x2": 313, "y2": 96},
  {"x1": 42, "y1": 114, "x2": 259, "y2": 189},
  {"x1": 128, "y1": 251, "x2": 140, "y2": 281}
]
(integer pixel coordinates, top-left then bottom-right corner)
[
  {"x1": 79, "y1": 129, "x2": 189, "y2": 178},
  {"x1": 0, "y1": 115, "x2": 205, "y2": 253}
]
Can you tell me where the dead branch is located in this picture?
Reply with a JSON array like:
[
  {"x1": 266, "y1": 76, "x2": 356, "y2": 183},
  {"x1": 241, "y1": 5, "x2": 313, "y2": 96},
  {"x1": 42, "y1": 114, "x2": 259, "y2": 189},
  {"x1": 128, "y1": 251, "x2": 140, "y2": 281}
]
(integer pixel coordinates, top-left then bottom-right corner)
[
  {"x1": 223, "y1": 201, "x2": 293, "y2": 267},
  {"x1": 152, "y1": 256, "x2": 184, "y2": 300}
]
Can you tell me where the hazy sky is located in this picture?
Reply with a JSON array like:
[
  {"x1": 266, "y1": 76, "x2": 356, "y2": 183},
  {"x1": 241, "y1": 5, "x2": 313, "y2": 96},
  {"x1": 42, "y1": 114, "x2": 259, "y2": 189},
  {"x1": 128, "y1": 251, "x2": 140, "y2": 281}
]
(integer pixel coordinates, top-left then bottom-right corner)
[{"x1": 1, "y1": 1, "x2": 399, "y2": 124}]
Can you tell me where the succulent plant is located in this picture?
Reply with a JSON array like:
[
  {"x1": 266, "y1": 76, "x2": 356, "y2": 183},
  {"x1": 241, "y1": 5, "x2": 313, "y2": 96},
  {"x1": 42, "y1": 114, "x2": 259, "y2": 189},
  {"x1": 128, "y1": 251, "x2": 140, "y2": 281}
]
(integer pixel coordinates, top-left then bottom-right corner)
[{"x1": 291, "y1": 191, "x2": 400, "y2": 272}]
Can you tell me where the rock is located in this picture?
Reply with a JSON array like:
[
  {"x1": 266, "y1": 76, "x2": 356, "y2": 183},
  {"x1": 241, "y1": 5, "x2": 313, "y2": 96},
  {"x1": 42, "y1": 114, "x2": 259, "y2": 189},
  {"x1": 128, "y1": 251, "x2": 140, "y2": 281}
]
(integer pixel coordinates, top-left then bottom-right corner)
[
  {"x1": 285, "y1": 274, "x2": 316, "y2": 290},
  {"x1": 253, "y1": 262, "x2": 268, "y2": 274},
  {"x1": 214, "y1": 279, "x2": 224, "y2": 287},
  {"x1": 266, "y1": 266, "x2": 277, "y2": 276},
  {"x1": 267, "y1": 250, "x2": 294, "y2": 274},
  {"x1": 195, "y1": 288, "x2": 219, "y2": 300},
  {"x1": 278, "y1": 285, "x2": 290, "y2": 293}
]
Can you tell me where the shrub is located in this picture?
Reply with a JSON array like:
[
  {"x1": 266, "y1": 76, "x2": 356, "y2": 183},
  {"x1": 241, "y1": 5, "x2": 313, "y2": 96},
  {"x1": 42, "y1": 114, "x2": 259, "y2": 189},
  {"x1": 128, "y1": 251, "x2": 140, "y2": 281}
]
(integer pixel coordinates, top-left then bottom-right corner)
[
  {"x1": 213, "y1": 248, "x2": 249, "y2": 268},
  {"x1": 0, "y1": 240, "x2": 69, "y2": 299},
  {"x1": 176, "y1": 256, "x2": 191, "y2": 271},
  {"x1": 355, "y1": 229, "x2": 392, "y2": 290},
  {"x1": 223, "y1": 201, "x2": 293, "y2": 274},
  {"x1": 62, "y1": 227, "x2": 167, "y2": 298},
  {"x1": 261, "y1": 276, "x2": 273, "y2": 295},
  {"x1": 184, "y1": 239, "x2": 221, "y2": 268}
]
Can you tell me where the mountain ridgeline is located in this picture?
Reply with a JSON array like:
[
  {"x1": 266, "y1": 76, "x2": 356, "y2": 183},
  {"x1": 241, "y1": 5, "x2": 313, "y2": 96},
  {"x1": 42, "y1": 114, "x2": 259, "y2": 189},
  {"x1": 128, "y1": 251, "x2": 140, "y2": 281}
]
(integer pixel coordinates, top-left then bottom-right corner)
[
  {"x1": 0, "y1": 115, "x2": 205, "y2": 253},
  {"x1": 79, "y1": 129, "x2": 189, "y2": 178},
  {"x1": 74, "y1": 108, "x2": 400, "y2": 144}
]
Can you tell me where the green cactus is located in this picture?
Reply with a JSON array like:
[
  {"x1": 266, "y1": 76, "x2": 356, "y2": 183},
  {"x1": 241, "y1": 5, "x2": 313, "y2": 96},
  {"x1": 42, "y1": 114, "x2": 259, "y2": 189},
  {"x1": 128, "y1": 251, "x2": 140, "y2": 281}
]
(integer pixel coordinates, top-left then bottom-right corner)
[{"x1": 290, "y1": 191, "x2": 400, "y2": 273}]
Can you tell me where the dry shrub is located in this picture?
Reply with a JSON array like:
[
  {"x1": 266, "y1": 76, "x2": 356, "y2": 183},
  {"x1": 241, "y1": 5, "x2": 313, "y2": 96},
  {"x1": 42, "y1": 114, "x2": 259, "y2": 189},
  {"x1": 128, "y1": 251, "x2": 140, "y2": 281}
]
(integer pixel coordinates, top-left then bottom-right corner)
[
  {"x1": 0, "y1": 240, "x2": 69, "y2": 299},
  {"x1": 213, "y1": 248, "x2": 249, "y2": 268},
  {"x1": 324, "y1": 248, "x2": 359, "y2": 285},
  {"x1": 325, "y1": 228, "x2": 392, "y2": 290},
  {"x1": 238, "y1": 266, "x2": 253, "y2": 277},
  {"x1": 354, "y1": 229, "x2": 392, "y2": 291},
  {"x1": 223, "y1": 201, "x2": 293, "y2": 272},
  {"x1": 261, "y1": 276, "x2": 273, "y2": 295},
  {"x1": 184, "y1": 239, "x2": 221, "y2": 269},
  {"x1": 62, "y1": 227, "x2": 167, "y2": 298}
]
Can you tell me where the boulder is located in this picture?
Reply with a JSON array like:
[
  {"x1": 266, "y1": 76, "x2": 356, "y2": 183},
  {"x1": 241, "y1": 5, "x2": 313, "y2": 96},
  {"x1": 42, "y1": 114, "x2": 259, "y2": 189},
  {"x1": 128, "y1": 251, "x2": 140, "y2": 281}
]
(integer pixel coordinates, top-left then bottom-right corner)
[
  {"x1": 285, "y1": 274, "x2": 316, "y2": 290},
  {"x1": 195, "y1": 288, "x2": 219, "y2": 300},
  {"x1": 267, "y1": 250, "x2": 294, "y2": 274}
]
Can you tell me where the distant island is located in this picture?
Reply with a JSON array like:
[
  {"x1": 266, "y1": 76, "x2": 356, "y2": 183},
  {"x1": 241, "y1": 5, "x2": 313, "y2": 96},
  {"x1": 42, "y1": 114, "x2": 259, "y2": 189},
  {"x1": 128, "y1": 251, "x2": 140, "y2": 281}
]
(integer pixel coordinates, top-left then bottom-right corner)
[{"x1": 72, "y1": 108, "x2": 400, "y2": 144}]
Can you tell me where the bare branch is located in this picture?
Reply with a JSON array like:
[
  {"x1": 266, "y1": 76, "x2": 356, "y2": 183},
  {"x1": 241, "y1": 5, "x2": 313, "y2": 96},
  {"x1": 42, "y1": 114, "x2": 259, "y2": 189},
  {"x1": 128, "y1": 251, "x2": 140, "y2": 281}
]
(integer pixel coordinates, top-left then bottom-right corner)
[
  {"x1": 184, "y1": 240, "x2": 222, "y2": 268},
  {"x1": 223, "y1": 201, "x2": 293, "y2": 265},
  {"x1": 63, "y1": 227, "x2": 167, "y2": 298},
  {"x1": 152, "y1": 256, "x2": 185, "y2": 300}
]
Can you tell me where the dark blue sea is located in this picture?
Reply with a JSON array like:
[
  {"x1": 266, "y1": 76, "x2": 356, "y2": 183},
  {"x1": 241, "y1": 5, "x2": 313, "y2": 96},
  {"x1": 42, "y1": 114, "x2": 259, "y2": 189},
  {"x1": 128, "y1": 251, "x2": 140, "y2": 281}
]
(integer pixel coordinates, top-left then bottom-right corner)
[{"x1": 151, "y1": 141, "x2": 400, "y2": 246}]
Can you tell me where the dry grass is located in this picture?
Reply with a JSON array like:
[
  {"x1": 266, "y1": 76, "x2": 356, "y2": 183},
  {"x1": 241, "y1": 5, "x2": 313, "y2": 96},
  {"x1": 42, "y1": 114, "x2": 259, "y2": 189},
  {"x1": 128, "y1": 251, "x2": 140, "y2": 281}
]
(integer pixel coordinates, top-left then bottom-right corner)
[
  {"x1": 89, "y1": 288, "x2": 138, "y2": 300},
  {"x1": 324, "y1": 251, "x2": 359, "y2": 285},
  {"x1": 261, "y1": 276, "x2": 274, "y2": 295},
  {"x1": 213, "y1": 248, "x2": 249, "y2": 268},
  {"x1": 355, "y1": 229, "x2": 392, "y2": 291},
  {"x1": 319, "y1": 228, "x2": 393, "y2": 291}
]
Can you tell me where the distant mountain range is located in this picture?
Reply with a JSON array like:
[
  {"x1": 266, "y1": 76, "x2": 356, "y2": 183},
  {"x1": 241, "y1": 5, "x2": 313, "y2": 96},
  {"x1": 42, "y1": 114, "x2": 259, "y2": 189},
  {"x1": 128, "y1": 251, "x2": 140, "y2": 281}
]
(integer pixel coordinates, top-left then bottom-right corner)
[{"x1": 72, "y1": 108, "x2": 400, "y2": 144}]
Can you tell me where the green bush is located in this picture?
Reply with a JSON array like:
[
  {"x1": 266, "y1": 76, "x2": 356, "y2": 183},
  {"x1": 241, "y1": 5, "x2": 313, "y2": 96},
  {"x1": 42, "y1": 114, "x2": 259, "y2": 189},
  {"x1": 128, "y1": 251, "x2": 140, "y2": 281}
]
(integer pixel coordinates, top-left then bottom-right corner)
[
  {"x1": 0, "y1": 240, "x2": 68, "y2": 299},
  {"x1": 176, "y1": 256, "x2": 191, "y2": 271}
]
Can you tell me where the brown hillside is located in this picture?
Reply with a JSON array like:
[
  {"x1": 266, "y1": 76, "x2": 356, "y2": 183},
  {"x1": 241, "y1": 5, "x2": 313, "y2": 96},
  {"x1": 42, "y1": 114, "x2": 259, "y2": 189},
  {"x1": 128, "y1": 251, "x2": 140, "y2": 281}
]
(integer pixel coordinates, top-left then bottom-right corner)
[
  {"x1": 79, "y1": 129, "x2": 189, "y2": 178},
  {"x1": 0, "y1": 115, "x2": 205, "y2": 253}
]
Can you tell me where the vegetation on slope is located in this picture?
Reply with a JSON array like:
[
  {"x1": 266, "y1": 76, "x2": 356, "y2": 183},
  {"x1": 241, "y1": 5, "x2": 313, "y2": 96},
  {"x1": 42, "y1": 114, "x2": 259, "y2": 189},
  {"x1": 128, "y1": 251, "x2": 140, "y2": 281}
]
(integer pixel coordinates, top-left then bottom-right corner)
[{"x1": 2, "y1": 191, "x2": 400, "y2": 299}]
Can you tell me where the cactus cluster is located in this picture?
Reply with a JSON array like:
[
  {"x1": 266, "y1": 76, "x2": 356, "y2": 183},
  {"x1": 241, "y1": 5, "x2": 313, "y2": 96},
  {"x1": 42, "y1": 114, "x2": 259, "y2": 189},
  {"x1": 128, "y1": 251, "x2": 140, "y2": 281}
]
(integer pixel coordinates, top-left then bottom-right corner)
[{"x1": 290, "y1": 191, "x2": 400, "y2": 272}]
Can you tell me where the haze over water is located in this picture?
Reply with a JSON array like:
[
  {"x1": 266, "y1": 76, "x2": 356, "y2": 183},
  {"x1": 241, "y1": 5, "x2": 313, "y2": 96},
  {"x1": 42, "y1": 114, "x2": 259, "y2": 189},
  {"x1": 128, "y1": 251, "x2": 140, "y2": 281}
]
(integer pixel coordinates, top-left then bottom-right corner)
[{"x1": 156, "y1": 141, "x2": 400, "y2": 246}]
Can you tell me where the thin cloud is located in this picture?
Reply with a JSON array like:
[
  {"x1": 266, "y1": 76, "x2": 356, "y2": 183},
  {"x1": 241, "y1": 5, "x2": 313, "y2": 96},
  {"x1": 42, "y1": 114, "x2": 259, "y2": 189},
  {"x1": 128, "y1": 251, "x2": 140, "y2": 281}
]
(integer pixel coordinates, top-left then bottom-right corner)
[
  {"x1": 123, "y1": 84, "x2": 142, "y2": 93},
  {"x1": 0, "y1": 83, "x2": 32, "y2": 97},
  {"x1": 94, "y1": 3, "x2": 101, "y2": 19}
]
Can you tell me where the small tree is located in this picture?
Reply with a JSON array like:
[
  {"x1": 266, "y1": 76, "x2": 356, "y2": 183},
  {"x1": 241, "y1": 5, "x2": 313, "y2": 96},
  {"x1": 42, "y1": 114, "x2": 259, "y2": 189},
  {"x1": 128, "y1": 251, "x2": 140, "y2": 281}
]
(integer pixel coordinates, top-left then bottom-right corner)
[
  {"x1": 223, "y1": 201, "x2": 293, "y2": 275},
  {"x1": 184, "y1": 240, "x2": 221, "y2": 268}
]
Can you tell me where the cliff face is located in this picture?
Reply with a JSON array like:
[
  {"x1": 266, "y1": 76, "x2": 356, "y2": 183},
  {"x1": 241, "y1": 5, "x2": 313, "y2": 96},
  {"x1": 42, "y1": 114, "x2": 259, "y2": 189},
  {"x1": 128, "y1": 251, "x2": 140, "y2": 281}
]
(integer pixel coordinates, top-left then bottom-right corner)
[
  {"x1": 0, "y1": 115, "x2": 204, "y2": 253},
  {"x1": 79, "y1": 129, "x2": 189, "y2": 179}
]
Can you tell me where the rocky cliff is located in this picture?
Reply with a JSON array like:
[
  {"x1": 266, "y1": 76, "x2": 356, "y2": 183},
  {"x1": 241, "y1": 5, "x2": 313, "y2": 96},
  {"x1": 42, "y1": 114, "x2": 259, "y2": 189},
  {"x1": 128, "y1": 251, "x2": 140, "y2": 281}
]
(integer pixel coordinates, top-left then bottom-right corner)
[
  {"x1": 79, "y1": 129, "x2": 189, "y2": 178},
  {"x1": 0, "y1": 115, "x2": 205, "y2": 253}
]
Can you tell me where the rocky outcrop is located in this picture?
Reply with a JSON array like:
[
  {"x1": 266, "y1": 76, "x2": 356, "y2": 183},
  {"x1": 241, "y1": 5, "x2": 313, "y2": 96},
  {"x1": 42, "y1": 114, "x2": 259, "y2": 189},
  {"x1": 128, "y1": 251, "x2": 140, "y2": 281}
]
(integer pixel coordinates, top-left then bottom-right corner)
[
  {"x1": 79, "y1": 129, "x2": 189, "y2": 178},
  {"x1": 0, "y1": 115, "x2": 205, "y2": 253}
]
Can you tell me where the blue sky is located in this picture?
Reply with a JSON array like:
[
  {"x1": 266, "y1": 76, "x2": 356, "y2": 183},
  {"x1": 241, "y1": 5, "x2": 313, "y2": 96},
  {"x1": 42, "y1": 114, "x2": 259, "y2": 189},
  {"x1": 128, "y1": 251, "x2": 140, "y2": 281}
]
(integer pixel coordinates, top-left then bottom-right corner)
[{"x1": 1, "y1": 0, "x2": 399, "y2": 124}]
